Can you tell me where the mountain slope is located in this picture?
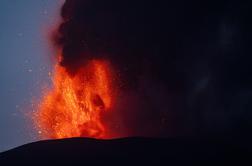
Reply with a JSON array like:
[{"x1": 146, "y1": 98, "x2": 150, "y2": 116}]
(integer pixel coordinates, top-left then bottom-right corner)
[{"x1": 0, "y1": 137, "x2": 250, "y2": 165}]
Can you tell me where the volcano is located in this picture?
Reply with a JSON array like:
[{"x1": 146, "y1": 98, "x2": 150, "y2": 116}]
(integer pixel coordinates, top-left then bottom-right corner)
[{"x1": 6, "y1": 0, "x2": 252, "y2": 164}]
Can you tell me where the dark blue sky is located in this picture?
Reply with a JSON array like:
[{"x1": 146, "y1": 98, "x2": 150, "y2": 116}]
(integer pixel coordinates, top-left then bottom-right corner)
[{"x1": 0, "y1": 0, "x2": 61, "y2": 152}]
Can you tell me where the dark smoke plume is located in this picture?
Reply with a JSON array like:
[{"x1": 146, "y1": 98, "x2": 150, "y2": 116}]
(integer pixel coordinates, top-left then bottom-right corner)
[{"x1": 54, "y1": 0, "x2": 252, "y2": 138}]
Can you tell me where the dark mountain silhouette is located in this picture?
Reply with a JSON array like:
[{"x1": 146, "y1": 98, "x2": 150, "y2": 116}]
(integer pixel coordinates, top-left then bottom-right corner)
[{"x1": 0, "y1": 137, "x2": 251, "y2": 165}]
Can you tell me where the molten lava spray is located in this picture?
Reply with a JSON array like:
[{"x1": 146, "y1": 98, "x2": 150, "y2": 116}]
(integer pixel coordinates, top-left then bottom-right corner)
[{"x1": 36, "y1": 56, "x2": 117, "y2": 139}]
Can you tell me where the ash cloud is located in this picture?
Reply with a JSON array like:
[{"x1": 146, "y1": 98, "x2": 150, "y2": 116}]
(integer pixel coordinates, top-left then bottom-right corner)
[{"x1": 54, "y1": 0, "x2": 252, "y2": 138}]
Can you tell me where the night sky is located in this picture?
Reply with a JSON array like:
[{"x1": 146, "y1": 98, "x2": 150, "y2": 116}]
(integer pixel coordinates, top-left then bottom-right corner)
[
  {"x1": 0, "y1": 0, "x2": 61, "y2": 152},
  {"x1": 1, "y1": 0, "x2": 252, "y2": 152}
]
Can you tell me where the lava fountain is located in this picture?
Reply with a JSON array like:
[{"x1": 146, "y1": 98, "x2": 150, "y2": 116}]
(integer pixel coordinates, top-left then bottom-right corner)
[{"x1": 35, "y1": 54, "x2": 117, "y2": 139}]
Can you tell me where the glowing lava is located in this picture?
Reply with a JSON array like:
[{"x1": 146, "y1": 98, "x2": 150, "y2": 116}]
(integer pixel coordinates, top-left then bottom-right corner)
[{"x1": 35, "y1": 57, "x2": 116, "y2": 139}]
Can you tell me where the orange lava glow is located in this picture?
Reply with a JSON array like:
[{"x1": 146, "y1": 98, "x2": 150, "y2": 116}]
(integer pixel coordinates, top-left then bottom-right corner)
[{"x1": 35, "y1": 57, "x2": 116, "y2": 139}]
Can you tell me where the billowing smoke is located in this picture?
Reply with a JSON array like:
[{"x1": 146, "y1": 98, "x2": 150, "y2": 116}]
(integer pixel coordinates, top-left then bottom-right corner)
[{"x1": 51, "y1": 0, "x2": 252, "y2": 138}]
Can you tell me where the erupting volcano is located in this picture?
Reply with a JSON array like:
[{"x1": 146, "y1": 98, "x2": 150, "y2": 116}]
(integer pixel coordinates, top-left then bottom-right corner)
[{"x1": 35, "y1": 55, "x2": 117, "y2": 139}]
